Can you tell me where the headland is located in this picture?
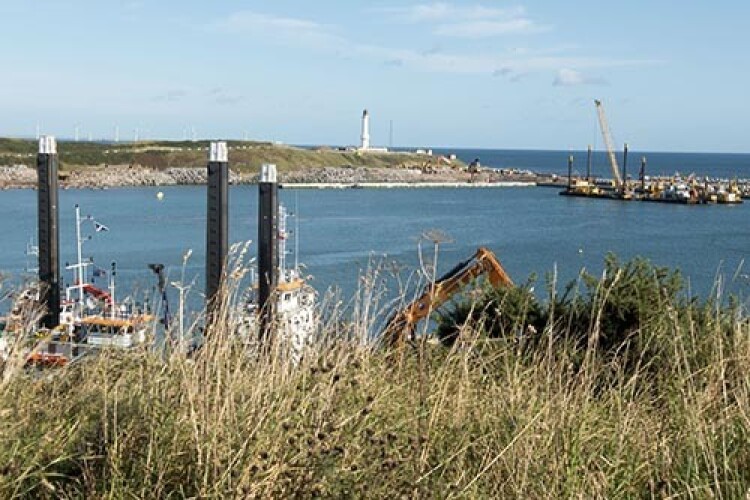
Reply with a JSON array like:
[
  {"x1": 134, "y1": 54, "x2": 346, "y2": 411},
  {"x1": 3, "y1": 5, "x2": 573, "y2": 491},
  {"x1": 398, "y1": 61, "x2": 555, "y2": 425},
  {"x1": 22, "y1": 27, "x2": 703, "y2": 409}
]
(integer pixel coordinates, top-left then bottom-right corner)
[{"x1": 0, "y1": 138, "x2": 550, "y2": 189}]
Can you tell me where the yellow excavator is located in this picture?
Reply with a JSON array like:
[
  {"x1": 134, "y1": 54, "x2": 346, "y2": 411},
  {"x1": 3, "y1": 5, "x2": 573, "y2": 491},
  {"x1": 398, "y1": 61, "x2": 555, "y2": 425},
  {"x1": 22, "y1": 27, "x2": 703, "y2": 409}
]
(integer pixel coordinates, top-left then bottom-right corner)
[{"x1": 382, "y1": 247, "x2": 513, "y2": 347}]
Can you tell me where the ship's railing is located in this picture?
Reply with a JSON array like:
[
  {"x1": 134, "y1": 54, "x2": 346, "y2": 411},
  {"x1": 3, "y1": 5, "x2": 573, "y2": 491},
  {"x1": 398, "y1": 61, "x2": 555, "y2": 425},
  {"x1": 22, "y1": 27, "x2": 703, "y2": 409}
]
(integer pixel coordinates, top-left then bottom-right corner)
[{"x1": 29, "y1": 339, "x2": 96, "y2": 365}]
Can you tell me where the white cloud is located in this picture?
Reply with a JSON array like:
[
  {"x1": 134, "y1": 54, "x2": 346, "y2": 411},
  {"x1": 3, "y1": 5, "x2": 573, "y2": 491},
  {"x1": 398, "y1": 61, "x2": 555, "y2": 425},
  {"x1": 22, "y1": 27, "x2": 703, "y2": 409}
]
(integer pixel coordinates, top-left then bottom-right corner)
[
  {"x1": 215, "y1": 94, "x2": 244, "y2": 105},
  {"x1": 493, "y1": 67, "x2": 527, "y2": 82},
  {"x1": 153, "y1": 89, "x2": 187, "y2": 102},
  {"x1": 381, "y1": 3, "x2": 546, "y2": 37},
  {"x1": 213, "y1": 11, "x2": 343, "y2": 49},
  {"x1": 553, "y1": 68, "x2": 608, "y2": 86},
  {"x1": 434, "y1": 18, "x2": 546, "y2": 38},
  {"x1": 384, "y1": 3, "x2": 526, "y2": 22},
  {"x1": 211, "y1": 10, "x2": 654, "y2": 77}
]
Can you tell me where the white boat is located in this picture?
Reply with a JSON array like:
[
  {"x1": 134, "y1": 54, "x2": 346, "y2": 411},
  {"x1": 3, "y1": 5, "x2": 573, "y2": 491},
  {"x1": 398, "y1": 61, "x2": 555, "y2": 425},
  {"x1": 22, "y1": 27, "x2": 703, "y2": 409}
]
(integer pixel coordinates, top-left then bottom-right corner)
[
  {"x1": 26, "y1": 205, "x2": 156, "y2": 367},
  {"x1": 80, "y1": 315, "x2": 151, "y2": 348},
  {"x1": 239, "y1": 203, "x2": 317, "y2": 362},
  {"x1": 0, "y1": 328, "x2": 8, "y2": 362}
]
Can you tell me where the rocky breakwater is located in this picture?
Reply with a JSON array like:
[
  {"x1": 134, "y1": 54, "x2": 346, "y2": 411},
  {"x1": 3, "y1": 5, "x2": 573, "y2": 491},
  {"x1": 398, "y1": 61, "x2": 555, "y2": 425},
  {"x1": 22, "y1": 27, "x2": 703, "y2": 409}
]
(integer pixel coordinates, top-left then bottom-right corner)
[
  {"x1": 278, "y1": 165, "x2": 529, "y2": 185},
  {"x1": 65, "y1": 166, "x2": 248, "y2": 188},
  {"x1": 0, "y1": 165, "x2": 37, "y2": 189},
  {"x1": 0, "y1": 165, "x2": 251, "y2": 189},
  {"x1": 281, "y1": 166, "x2": 490, "y2": 185},
  {"x1": 281, "y1": 166, "x2": 427, "y2": 184},
  {"x1": 0, "y1": 163, "x2": 519, "y2": 189}
]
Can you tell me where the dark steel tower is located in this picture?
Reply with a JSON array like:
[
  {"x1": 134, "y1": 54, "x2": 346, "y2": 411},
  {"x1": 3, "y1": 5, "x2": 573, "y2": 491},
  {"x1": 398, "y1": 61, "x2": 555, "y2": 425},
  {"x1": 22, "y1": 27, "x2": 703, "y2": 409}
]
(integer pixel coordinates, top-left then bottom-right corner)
[
  {"x1": 257, "y1": 164, "x2": 279, "y2": 339},
  {"x1": 205, "y1": 141, "x2": 229, "y2": 310},
  {"x1": 37, "y1": 136, "x2": 60, "y2": 328}
]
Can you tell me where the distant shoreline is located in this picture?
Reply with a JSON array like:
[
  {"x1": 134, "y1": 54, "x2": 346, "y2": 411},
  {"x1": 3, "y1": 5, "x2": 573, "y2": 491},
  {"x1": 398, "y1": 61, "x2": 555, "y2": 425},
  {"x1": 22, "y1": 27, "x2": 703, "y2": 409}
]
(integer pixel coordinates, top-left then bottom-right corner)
[{"x1": 0, "y1": 164, "x2": 552, "y2": 190}]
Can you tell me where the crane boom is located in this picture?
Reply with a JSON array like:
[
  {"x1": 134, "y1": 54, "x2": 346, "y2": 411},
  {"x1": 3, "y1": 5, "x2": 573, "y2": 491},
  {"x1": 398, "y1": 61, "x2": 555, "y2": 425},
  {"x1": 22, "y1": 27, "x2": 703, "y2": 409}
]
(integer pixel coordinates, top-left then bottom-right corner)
[
  {"x1": 382, "y1": 247, "x2": 513, "y2": 347},
  {"x1": 594, "y1": 99, "x2": 623, "y2": 188}
]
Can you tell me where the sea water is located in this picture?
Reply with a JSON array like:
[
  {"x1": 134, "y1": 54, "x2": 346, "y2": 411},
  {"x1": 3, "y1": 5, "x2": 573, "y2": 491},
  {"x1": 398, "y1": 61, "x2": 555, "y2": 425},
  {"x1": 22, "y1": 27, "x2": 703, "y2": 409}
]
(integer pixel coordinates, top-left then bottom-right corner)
[
  {"x1": 435, "y1": 148, "x2": 750, "y2": 179},
  {"x1": 0, "y1": 179, "x2": 748, "y2": 316}
]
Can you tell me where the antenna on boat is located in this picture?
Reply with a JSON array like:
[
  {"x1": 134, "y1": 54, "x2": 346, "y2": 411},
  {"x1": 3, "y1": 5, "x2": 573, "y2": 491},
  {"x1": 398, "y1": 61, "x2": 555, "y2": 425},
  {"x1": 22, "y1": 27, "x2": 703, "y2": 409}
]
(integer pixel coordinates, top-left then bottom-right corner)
[
  {"x1": 25, "y1": 237, "x2": 39, "y2": 274},
  {"x1": 294, "y1": 191, "x2": 300, "y2": 272},
  {"x1": 148, "y1": 263, "x2": 170, "y2": 328},
  {"x1": 74, "y1": 205, "x2": 86, "y2": 318},
  {"x1": 278, "y1": 204, "x2": 288, "y2": 279}
]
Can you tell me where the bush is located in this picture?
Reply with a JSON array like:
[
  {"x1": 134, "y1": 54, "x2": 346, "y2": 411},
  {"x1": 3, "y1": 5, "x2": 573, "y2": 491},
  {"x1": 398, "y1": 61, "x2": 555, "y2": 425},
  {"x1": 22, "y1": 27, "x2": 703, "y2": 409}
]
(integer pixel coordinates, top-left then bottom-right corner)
[{"x1": 437, "y1": 255, "x2": 704, "y2": 378}]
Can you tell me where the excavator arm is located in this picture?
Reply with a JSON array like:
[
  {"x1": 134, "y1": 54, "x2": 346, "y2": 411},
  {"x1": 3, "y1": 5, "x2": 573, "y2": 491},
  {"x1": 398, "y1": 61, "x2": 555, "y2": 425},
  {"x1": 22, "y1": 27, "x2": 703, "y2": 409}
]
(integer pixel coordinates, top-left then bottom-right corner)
[{"x1": 382, "y1": 247, "x2": 513, "y2": 347}]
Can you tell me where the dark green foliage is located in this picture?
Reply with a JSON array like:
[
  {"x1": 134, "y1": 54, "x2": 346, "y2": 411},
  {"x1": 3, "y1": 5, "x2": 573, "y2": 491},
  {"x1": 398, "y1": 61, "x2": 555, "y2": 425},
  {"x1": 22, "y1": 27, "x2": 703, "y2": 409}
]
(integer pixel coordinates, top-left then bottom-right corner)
[
  {"x1": 436, "y1": 283, "x2": 545, "y2": 345},
  {"x1": 437, "y1": 255, "x2": 692, "y2": 375}
]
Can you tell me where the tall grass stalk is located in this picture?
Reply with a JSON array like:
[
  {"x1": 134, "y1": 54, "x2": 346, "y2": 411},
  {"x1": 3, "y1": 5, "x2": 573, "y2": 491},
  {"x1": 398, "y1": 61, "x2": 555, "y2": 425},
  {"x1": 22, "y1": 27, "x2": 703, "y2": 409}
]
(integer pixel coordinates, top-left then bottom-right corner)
[{"x1": 1, "y1": 257, "x2": 749, "y2": 498}]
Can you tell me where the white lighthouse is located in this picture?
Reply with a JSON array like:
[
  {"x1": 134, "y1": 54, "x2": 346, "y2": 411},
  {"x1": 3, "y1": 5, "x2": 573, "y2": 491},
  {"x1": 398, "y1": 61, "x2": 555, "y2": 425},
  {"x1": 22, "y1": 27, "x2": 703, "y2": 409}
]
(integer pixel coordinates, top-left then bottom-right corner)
[{"x1": 360, "y1": 109, "x2": 370, "y2": 150}]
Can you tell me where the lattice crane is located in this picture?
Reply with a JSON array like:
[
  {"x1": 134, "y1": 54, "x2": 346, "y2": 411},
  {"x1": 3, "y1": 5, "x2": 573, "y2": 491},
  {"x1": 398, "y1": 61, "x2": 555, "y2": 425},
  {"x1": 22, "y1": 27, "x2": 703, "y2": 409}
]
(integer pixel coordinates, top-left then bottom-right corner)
[{"x1": 594, "y1": 99, "x2": 623, "y2": 189}]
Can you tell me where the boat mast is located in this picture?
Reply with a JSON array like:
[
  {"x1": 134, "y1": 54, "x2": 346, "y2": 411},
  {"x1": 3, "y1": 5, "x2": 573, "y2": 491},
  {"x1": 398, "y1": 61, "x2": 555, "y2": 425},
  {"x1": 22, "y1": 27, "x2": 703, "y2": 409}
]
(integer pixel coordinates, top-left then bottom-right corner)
[
  {"x1": 278, "y1": 204, "x2": 287, "y2": 280},
  {"x1": 75, "y1": 205, "x2": 86, "y2": 316},
  {"x1": 109, "y1": 262, "x2": 116, "y2": 319},
  {"x1": 294, "y1": 192, "x2": 300, "y2": 272}
]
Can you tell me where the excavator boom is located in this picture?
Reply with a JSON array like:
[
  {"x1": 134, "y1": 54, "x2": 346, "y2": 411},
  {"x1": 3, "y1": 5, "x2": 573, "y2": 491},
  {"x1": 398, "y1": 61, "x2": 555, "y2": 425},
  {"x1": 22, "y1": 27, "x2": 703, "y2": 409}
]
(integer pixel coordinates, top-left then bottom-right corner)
[{"x1": 382, "y1": 247, "x2": 513, "y2": 347}]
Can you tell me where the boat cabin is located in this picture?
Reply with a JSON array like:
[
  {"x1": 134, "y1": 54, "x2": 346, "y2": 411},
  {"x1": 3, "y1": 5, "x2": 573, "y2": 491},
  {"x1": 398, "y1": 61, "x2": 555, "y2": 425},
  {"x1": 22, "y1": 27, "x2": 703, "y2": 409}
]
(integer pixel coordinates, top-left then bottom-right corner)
[{"x1": 79, "y1": 315, "x2": 153, "y2": 348}]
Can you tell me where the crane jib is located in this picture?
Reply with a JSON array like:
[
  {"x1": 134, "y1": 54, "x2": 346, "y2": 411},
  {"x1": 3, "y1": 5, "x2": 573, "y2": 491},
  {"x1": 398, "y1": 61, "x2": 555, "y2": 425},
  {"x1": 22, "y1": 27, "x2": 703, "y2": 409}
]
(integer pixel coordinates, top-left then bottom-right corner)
[{"x1": 595, "y1": 99, "x2": 623, "y2": 188}]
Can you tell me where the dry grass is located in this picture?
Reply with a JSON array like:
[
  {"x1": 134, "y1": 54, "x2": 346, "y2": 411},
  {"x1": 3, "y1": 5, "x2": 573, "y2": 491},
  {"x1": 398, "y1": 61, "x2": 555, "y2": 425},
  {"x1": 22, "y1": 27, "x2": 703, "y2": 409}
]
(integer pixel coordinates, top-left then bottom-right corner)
[{"x1": 1, "y1": 260, "x2": 749, "y2": 498}]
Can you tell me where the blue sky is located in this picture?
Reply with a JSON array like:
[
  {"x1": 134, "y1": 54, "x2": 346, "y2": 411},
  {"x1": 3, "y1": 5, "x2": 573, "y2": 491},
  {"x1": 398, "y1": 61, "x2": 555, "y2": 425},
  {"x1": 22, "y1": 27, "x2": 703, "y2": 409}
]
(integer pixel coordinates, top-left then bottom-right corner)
[{"x1": 2, "y1": 1, "x2": 748, "y2": 152}]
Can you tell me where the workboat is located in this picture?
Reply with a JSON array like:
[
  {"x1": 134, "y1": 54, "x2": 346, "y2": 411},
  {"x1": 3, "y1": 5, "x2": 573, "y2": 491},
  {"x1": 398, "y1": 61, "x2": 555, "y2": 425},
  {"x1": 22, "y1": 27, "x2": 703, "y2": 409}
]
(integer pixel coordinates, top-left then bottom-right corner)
[
  {"x1": 60, "y1": 205, "x2": 155, "y2": 344},
  {"x1": 0, "y1": 322, "x2": 9, "y2": 362},
  {"x1": 0, "y1": 284, "x2": 43, "y2": 363},
  {"x1": 25, "y1": 205, "x2": 156, "y2": 367},
  {"x1": 239, "y1": 202, "x2": 317, "y2": 361},
  {"x1": 80, "y1": 315, "x2": 152, "y2": 348},
  {"x1": 659, "y1": 183, "x2": 695, "y2": 203},
  {"x1": 272, "y1": 204, "x2": 317, "y2": 356}
]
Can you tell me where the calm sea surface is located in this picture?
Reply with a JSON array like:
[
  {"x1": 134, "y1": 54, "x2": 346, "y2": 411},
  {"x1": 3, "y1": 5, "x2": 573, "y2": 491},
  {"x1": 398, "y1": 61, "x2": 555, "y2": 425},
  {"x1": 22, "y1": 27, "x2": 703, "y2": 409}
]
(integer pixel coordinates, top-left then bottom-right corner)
[
  {"x1": 1, "y1": 149, "x2": 749, "y2": 313},
  {"x1": 433, "y1": 148, "x2": 750, "y2": 180}
]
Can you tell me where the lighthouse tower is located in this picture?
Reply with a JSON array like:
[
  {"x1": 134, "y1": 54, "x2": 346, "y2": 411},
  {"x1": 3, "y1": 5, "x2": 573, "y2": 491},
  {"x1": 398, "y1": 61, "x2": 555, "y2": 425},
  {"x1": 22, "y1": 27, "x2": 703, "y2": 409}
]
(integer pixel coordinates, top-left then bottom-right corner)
[{"x1": 360, "y1": 109, "x2": 370, "y2": 150}]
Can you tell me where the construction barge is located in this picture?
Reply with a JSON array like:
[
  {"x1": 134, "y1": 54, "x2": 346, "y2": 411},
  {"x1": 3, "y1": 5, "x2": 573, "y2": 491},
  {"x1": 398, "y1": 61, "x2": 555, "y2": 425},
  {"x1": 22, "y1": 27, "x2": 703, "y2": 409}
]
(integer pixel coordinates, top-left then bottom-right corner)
[
  {"x1": 559, "y1": 100, "x2": 743, "y2": 206},
  {"x1": 560, "y1": 176, "x2": 743, "y2": 205}
]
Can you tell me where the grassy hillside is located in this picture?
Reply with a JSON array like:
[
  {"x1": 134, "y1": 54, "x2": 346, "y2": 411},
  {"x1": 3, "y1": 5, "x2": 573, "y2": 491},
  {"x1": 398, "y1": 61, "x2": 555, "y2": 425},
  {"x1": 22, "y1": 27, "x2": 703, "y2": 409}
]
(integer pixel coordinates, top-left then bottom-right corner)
[
  {"x1": 1, "y1": 256, "x2": 748, "y2": 497},
  {"x1": 0, "y1": 138, "x2": 448, "y2": 173}
]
